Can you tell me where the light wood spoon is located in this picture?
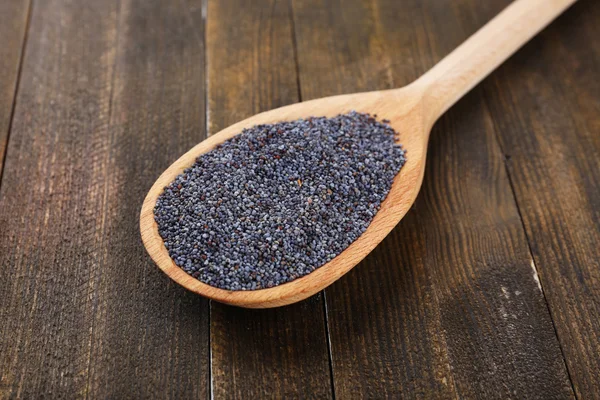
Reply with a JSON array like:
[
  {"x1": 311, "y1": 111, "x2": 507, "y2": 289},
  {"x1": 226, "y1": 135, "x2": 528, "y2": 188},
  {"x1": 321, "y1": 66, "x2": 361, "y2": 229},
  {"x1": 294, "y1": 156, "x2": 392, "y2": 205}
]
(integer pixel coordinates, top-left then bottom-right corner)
[{"x1": 141, "y1": 0, "x2": 576, "y2": 308}]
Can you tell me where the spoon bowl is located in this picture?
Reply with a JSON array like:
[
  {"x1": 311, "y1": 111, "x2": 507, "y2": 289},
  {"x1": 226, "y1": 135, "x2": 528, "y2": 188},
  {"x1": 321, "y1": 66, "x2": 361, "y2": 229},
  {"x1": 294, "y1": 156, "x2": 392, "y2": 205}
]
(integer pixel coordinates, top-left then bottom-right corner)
[
  {"x1": 140, "y1": 86, "x2": 428, "y2": 307},
  {"x1": 140, "y1": 0, "x2": 575, "y2": 307}
]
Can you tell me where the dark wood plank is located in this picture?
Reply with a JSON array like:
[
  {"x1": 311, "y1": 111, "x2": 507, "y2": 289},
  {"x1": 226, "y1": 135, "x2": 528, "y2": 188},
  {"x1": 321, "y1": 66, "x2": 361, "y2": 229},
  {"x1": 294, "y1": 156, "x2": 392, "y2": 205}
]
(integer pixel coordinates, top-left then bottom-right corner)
[
  {"x1": 291, "y1": 0, "x2": 574, "y2": 398},
  {"x1": 0, "y1": 0, "x2": 209, "y2": 398},
  {"x1": 206, "y1": 1, "x2": 332, "y2": 398},
  {"x1": 0, "y1": 0, "x2": 30, "y2": 177},
  {"x1": 481, "y1": 1, "x2": 600, "y2": 396}
]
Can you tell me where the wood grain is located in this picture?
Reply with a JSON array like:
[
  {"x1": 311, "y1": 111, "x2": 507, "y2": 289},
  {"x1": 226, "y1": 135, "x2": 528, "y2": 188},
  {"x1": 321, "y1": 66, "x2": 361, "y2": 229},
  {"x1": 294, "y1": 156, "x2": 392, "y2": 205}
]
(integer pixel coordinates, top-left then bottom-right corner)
[
  {"x1": 206, "y1": 0, "x2": 332, "y2": 397},
  {"x1": 0, "y1": 0, "x2": 209, "y2": 398},
  {"x1": 0, "y1": 0, "x2": 30, "y2": 178},
  {"x1": 482, "y1": 0, "x2": 600, "y2": 396},
  {"x1": 291, "y1": 0, "x2": 574, "y2": 397}
]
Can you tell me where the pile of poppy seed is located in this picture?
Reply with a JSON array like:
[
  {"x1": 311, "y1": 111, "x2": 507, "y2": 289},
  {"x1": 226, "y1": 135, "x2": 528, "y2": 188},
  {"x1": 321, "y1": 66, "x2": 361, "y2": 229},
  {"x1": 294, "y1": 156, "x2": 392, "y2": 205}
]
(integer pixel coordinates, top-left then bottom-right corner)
[{"x1": 154, "y1": 111, "x2": 406, "y2": 291}]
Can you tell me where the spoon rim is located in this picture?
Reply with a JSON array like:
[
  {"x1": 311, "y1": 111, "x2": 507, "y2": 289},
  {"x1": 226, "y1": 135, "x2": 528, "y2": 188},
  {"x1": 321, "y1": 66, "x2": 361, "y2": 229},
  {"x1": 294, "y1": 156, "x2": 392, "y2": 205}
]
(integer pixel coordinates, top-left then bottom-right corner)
[{"x1": 140, "y1": 91, "x2": 426, "y2": 308}]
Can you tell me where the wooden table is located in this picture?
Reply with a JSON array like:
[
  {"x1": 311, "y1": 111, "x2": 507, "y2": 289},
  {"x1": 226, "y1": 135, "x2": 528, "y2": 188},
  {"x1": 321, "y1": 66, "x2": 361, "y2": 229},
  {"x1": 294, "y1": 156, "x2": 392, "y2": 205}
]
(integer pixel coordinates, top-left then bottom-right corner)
[{"x1": 1, "y1": 0, "x2": 598, "y2": 398}]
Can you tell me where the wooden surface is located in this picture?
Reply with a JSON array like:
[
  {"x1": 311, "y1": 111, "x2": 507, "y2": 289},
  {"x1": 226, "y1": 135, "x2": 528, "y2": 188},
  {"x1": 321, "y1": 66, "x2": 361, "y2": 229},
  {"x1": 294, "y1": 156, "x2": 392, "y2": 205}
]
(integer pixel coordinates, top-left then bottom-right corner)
[
  {"x1": 1, "y1": 0, "x2": 599, "y2": 398},
  {"x1": 0, "y1": 0, "x2": 209, "y2": 398}
]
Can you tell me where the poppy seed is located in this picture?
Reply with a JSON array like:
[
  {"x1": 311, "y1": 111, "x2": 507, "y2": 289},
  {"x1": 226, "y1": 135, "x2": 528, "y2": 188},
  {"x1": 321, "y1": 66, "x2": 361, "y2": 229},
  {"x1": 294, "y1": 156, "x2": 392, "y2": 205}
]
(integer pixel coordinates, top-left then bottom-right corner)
[{"x1": 154, "y1": 111, "x2": 406, "y2": 291}]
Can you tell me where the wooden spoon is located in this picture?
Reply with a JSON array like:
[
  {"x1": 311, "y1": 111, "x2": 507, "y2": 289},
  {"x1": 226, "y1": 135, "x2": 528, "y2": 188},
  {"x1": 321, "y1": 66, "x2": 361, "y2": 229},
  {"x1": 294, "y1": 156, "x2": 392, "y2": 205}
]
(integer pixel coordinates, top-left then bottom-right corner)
[{"x1": 140, "y1": 0, "x2": 575, "y2": 308}]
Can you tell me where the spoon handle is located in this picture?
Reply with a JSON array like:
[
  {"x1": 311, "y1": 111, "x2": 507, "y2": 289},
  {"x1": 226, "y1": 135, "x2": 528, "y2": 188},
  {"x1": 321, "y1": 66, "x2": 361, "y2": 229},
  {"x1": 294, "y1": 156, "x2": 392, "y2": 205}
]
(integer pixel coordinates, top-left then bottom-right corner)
[{"x1": 415, "y1": 0, "x2": 577, "y2": 126}]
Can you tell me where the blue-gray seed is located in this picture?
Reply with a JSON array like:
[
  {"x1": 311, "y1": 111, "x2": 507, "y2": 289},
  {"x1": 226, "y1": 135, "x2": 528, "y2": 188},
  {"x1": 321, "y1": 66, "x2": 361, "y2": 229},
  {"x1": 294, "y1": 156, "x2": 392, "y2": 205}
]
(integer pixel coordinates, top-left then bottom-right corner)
[{"x1": 154, "y1": 111, "x2": 406, "y2": 291}]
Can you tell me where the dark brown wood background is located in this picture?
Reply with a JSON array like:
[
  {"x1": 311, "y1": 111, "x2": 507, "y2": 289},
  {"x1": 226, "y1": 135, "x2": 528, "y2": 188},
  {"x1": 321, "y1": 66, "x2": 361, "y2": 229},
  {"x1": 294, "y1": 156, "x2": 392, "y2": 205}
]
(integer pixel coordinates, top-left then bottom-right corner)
[{"x1": 0, "y1": 0, "x2": 598, "y2": 398}]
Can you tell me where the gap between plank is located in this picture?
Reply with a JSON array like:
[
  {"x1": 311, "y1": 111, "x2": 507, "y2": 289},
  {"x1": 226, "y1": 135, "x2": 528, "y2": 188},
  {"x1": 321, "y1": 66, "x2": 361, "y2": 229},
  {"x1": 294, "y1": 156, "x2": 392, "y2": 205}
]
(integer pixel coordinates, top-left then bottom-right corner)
[
  {"x1": 287, "y1": 0, "x2": 303, "y2": 102},
  {"x1": 322, "y1": 291, "x2": 337, "y2": 400},
  {"x1": 202, "y1": 1, "x2": 215, "y2": 399},
  {"x1": 0, "y1": 0, "x2": 33, "y2": 192},
  {"x1": 288, "y1": 1, "x2": 335, "y2": 397}
]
